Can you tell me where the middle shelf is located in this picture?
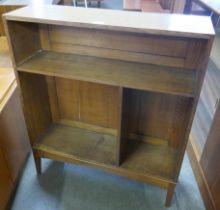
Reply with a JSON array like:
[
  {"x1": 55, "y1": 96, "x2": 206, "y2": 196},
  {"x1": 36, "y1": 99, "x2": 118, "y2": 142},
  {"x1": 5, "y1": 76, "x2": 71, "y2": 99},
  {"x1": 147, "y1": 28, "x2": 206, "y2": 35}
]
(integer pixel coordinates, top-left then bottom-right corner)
[{"x1": 17, "y1": 51, "x2": 195, "y2": 97}]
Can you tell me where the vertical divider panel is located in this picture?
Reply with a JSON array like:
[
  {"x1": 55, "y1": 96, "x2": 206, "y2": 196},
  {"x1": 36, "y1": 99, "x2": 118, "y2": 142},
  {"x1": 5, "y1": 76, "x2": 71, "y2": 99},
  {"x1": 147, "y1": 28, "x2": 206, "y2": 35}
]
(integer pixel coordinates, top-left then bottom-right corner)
[
  {"x1": 46, "y1": 76, "x2": 61, "y2": 123},
  {"x1": 39, "y1": 24, "x2": 51, "y2": 51},
  {"x1": 116, "y1": 87, "x2": 123, "y2": 165},
  {"x1": 116, "y1": 87, "x2": 129, "y2": 165}
]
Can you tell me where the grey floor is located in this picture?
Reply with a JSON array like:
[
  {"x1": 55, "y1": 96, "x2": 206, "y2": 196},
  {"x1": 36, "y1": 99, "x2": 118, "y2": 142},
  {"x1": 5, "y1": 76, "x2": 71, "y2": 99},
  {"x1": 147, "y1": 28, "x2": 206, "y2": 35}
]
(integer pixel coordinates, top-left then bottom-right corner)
[{"x1": 11, "y1": 154, "x2": 205, "y2": 210}]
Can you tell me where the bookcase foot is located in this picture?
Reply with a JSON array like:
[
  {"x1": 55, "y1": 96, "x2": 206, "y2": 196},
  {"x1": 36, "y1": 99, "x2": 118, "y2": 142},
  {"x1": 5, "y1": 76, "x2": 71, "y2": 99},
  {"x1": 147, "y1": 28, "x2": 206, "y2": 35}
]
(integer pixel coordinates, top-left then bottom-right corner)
[
  {"x1": 165, "y1": 183, "x2": 176, "y2": 207},
  {"x1": 33, "y1": 152, "x2": 41, "y2": 175}
]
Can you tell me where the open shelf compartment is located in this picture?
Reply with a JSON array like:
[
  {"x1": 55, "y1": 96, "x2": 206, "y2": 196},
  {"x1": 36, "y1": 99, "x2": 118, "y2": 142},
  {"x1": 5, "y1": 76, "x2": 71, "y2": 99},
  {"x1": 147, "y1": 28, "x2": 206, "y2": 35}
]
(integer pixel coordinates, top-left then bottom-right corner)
[
  {"x1": 18, "y1": 71, "x2": 121, "y2": 166},
  {"x1": 121, "y1": 138, "x2": 179, "y2": 181},
  {"x1": 118, "y1": 88, "x2": 194, "y2": 182}
]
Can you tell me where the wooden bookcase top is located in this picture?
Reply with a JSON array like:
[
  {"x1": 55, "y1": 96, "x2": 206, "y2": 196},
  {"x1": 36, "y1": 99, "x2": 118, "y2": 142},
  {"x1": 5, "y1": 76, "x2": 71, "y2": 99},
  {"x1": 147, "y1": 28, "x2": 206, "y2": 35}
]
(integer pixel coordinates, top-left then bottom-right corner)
[
  {"x1": 3, "y1": 5, "x2": 215, "y2": 39},
  {"x1": 0, "y1": 0, "x2": 60, "y2": 6}
]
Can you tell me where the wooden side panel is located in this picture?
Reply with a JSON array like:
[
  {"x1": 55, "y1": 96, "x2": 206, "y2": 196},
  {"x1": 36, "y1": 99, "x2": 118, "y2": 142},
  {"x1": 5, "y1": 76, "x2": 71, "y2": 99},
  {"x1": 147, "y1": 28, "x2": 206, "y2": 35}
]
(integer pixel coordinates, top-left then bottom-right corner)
[
  {"x1": 210, "y1": 180, "x2": 220, "y2": 210},
  {"x1": 0, "y1": 148, "x2": 12, "y2": 210},
  {"x1": 18, "y1": 72, "x2": 52, "y2": 145},
  {"x1": 5, "y1": 21, "x2": 40, "y2": 65},
  {"x1": 200, "y1": 103, "x2": 220, "y2": 210},
  {"x1": 187, "y1": 139, "x2": 216, "y2": 210},
  {"x1": 190, "y1": 59, "x2": 220, "y2": 157},
  {"x1": 0, "y1": 6, "x2": 6, "y2": 36},
  {"x1": 173, "y1": 37, "x2": 214, "y2": 183},
  {"x1": 0, "y1": 88, "x2": 30, "y2": 182},
  {"x1": 0, "y1": 5, "x2": 22, "y2": 36}
]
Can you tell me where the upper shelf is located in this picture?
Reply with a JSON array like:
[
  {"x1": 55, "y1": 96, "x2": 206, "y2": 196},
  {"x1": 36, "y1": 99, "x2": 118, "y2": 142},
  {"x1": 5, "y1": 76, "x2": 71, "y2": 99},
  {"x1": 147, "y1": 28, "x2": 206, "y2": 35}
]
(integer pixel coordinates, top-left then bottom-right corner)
[
  {"x1": 17, "y1": 51, "x2": 195, "y2": 97},
  {"x1": 4, "y1": 5, "x2": 215, "y2": 39}
]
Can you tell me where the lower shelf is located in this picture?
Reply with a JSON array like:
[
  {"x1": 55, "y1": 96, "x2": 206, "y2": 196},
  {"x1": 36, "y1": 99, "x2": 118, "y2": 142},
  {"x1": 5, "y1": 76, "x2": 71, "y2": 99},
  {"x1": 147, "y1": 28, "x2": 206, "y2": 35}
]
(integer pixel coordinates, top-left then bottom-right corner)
[
  {"x1": 121, "y1": 140, "x2": 178, "y2": 181},
  {"x1": 34, "y1": 123, "x2": 178, "y2": 184},
  {"x1": 34, "y1": 123, "x2": 117, "y2": 165}
]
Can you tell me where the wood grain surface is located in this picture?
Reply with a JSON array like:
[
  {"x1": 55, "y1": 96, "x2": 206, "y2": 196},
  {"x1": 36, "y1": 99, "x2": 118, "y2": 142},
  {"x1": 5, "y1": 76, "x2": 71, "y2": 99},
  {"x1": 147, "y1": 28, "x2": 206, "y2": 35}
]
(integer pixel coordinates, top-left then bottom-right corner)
[{"x1": 4, "y1": 5, "x2": 214, "y2": 38}]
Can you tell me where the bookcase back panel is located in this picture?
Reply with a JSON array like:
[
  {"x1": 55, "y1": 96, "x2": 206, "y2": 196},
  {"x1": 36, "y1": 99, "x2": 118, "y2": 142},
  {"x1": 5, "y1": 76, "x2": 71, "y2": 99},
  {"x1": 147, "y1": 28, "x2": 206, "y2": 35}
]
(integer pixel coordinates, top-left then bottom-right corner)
[
  {"x1": 55, "y1": 78, "x2": 80, "y2": 121},
  {"x1": 46, "y1": 77, "x2": 120, "y2": 130},
  {"x1": 168, "y1": 96, "x2": 193, "y2": 149},
  {"x1": 123, "y1": 90, "x2": 174, "y2": 141},
  {"x1": 40, "y1": 24, "x2": 193, "y2": 68},
  {"x1": 184, "y1": 39, "x2": 208, "y2": 70},
  {"x1": 48, "y1": 25, "x2": 188, "y2": 56},
  {"x1": 122, "y1": 89, "x2": 193, "y2": 149},
  {"x1": 77, "y1": 80, "x2": 120, "y2": 129}
]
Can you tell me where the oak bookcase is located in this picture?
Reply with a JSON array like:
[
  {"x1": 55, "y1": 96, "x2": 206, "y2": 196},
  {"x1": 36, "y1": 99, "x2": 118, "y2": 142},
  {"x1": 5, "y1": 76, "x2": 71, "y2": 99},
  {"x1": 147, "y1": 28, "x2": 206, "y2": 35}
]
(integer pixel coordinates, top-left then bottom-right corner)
[{"x1": 4, "y1": 5, "x2": 214, "y2": 207}]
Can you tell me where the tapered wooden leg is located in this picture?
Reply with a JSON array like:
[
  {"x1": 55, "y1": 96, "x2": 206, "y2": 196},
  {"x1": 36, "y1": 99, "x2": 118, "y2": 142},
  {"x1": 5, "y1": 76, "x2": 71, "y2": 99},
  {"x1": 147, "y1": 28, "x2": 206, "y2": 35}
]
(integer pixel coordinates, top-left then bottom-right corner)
[
  {"x1": 33, "y1": 151, "x2": 41, "y2": 175},
  {"x1": 165, "y1": 183, "x2": 176, "y2": 207}
]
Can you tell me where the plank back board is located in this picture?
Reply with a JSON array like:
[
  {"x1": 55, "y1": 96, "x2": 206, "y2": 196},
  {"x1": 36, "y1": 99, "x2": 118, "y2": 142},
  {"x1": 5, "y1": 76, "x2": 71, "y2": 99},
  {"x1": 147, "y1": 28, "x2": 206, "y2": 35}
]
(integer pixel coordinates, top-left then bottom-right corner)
[{"x1": 44, "y1": 24, "x2": 206, "y2": 69}]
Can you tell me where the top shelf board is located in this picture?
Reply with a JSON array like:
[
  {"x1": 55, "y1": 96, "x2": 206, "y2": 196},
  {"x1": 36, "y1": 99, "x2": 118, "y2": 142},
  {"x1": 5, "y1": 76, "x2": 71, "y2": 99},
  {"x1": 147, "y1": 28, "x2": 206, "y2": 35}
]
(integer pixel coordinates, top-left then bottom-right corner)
[
  {"x1": 0, "y1": 0, "x2": 60, "y2": 6},
  {"x1": 3, "y1": 5, "x2": 215, "y2": 39}
]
